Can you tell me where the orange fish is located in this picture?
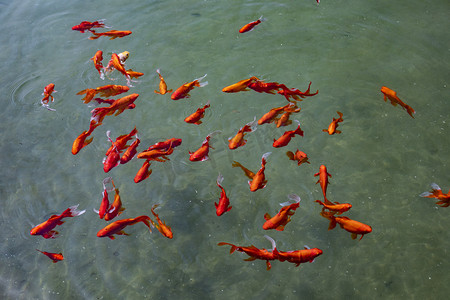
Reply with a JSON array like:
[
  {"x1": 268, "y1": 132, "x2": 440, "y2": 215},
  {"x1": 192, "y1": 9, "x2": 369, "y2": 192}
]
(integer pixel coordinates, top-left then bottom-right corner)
[
  {"x1": 77, "y1": 85, "x2": 130, "y2": 104},
  {"x1": 286, "y1": 149, "x2": 310, "y2": 166},
  {"x1": 134, "y1": 160, "x2": 153, "y2": 183},
  {"x1": 315, "y1": 199, "x2": 352, "y2": 215},
  {"x1": 275, "y1": 245, "x2": 323, "y2": 267},
  {"x1": 232, "y1": 161, "x2": 255, "y2": 179},
  {"x1": 41, "y1": 83, "x2": 56, "y2": 104},
  {"x1": 97, "y1": 215, "x2": 153, "y2": 240},
  {"x1": 277, "y1": 82, "x2": 318, "y2": 102},
  {"x1": 89, "y1": 30, "x2": 132, "y2": 40},
  {"x1": 249, "y1": 152, "x2": 271, "y2": 192},
  {"x1": 125, "y1": 69, "x2": 144, "y2": 79},
  {"x1": 314, "y1": 165, "x2": 331, "y2": 202},
  {"x1": 30, "y1": 204, "x2": 85, "y2": 239},
  {"x1": 146, "y1": 138, "x2": 182, "y2": 151},
  {"x1": 275, "y1": 104, "x2": 301, "y2": 128},
  {"x1": 93, "y1": 177, "x2": 114, "y2": 219},
  {"x1": 380, "y1": 86, "x2": 415, "y2": 118},
  {"x1": 222, "y1": 76, "x2": 259, "y2": 93},
  {"x1": 103, "y1": 131, "x2": 121, "y2": 173},
  {"x1": 104, "y1": 180, "x2": 125, "y2": 221},
  {"x1": 91, "y1": 93, "x2": 139, "y2": 123},
  {"x1": 184, "y1": 100, "x2": 210, "y2": 125},
  {"x1": 105, "y1": 127, "x2": 138, "y2": 156},
  {"x1": 154, "y1": 69, "x2": 173, "y2": 95},
  {"x1": 105, "y1": 53, "x2": 132, "y2": 86},
  {"x1": 72, "y1": 20, "x2": 107, "y2": 33},
  {"x1": 272, "y1": 120, "x2": 304, "y2": 148},
  {"x1": 36, "y1": 249, "x2": 64, "y2": 263},
  {"x1": 72, "y1": 120, "x2": 102, "y2": 155},
  {"x1": 239, "y1": 16, "x2": 266, "y2": 33},
  {"x1": 188, "y1": 130, "x2": 221, "y2": 161},
  {"x1": 420, "y1": 183, "x2": 450, "y2": 207},
  {"x1": 320, "y1": 211, "x2": 372, "y2": 240},
  {"x1": 171, "y1": 74, "x2": 208, "y2": 100},
  {"x1": 137, "y1": 147, "x2": 174, "y2": 162},
  {"x1": 228, "y1": 117, "x2": 257, "y2": 149},
  {"x1": 120, "y1": 135, "x2": 140, "y2": 164},
  {"x1": 90, "y1": 50, "x2": 104, "y2": 77},
  {"x1": 150, "y1": 204, "x2": 173, "y2": 239},
  {"x1": 258, "y1": 105, "x2": 285, "y2": 125},
  {"x1": 215, "y1": 173, "x2": 232, "y2": 216},
  {"x1": 323, "y1": 111, "x2": 343, "y2": 135},
  {"x1": 263, "y1": 194, "x2": 301, "y2": 231},
  {"x1": 248, "y1": 80, "x2": 287, "y2": 94}
]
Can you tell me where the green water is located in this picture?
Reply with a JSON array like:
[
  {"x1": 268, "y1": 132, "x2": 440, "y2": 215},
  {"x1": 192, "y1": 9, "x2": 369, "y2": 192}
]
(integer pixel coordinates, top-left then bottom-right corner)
[{"x1": 1, "y1": 0, "x2": 449, "y2": 299}]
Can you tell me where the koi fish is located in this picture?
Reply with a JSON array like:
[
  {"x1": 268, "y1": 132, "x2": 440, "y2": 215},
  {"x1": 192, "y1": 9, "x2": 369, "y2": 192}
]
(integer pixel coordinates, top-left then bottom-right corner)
[
  {"x1": 103, "y1": 51, "x2": 129, "y2": 76},
  {"x1": 188, "y1": 130, "x2": 221, "y2": 162},
  {"x1": 150, "y1": 204, "x2": 173, "y2": 239},
  {"x1": 315, "y1": 199, "x2": 352, "y2": 215},
  {"x1": 146, "y1": 138, "x2": 182, "y2": 151},
  {"x1": 272, "y1": 120, "x2": 304, "y2": 148},
  {"x1": 420, "y1": 183, "x2": 450, "y2": 207},
  {"x1": 249, "y1": 152, "x2": 271, "y2": 192},
  {"x1": 184, "y1": 100, "x2": 210, "y2": 125},
  {"x1": 120, "y1": 134, "x2": 140, "y2": 164},
  {"x1": 275, "y1": 245, "x2": 323, "y2": 267},
  {"x1": 171, "y1": 74, "x2": 208, "y2": 100},
  {"x1": 77, "y1": 85, "x2": 130, "y2": 104},
  {"x1": 275, "y1": 104, "x2": 301, "y2": 128},
  {"x1": 103, "y1": 131, "x2": 121, "y2": 173},
  {"x1": 380, "y1": 86, "x2": 415, "y2": 118},
  {"x1": 239, "y1": 16, "x2": 266, "y2": 33},
  {"x1": 30, "y1": 204, "x2": 86, "y2": 239},
  {"x1": 286, "y1": 149, "x2": 310, "y2": 166},
  {"x1": 248, "y1": 80, "x2": 287, "y2": 94},
  {"x1": 222, "y1": 76, "x2": 259, "y2": 93},
  {"x1": 105, "y1": 127, "x2": 138, "y2": 156},
  {"x1": 323, "y1": 111, "x2": 343, "y2": 135},
  {"x1": 314, "y1": 165, "x2": 331, "y2": 202},
  {"x1": 104, "y1": 53, "x2": 132, "y2": 86},
  {"x1": 258, "y1": 106, "x2": 285, "y2": 125},
  {"x1": 92, "y1": 98, "x2": 136, "y2": 111},
  {"x1": 125, "y1": 69, "x2": 144, "y2": 79},
  {"x1": 320, "y1": 211, "x2": 372, "y2": 240},
  {"x1": 154, "y1": 69, "x2": 173, "y2": 95},
  {"x1": 104, "y1": 180, "x2": 125, "y2": 221},
  {"x1": 41, "y1": 83, "x2": 56, "y2": 105},
  {"x1": 71, "y1": 120, "x2": 102, "y2": 155},
  {"x1": 263, "y1": 194, "x2": 301, "y2": 231},
  {"x1": 137, "y1": 147, "x2": 174, "y2": 162},
  {"x1": 215, "y1": 173, "x2": 232, "y2": 216},
  {"x1": 97, "y1": 215, "x2": 153, "y2": 240},
  {"x1": 93, "y1": 177, "x2": 114, "y2": 219},
  {"x1": 232, "y1": 161, "x2": 255, "y2": 179},
  {"x1": 90, "y1": 50, "x2": 104, "y2": 77},
  {"x1": 89, "y1": 30, "x2": 132, "y2": 40},
  {"x1": 228, "y1": 116, "x2": 257, "y2": 149},
  {"x1": 72, "y1": 20, "x2": 107, "y2": 33},
  {"x1": 134, "y1": 160, "x2": 152, "y2": 183},
  {"x1": 91, "y1": 93, "x2": 139, "y2": 123},
  {"x1": 277, "y1": 82, "x2": 318, "y2": 102},
  {"x1": 36, "y1": 249, "x2": 64, "y2": 263}
]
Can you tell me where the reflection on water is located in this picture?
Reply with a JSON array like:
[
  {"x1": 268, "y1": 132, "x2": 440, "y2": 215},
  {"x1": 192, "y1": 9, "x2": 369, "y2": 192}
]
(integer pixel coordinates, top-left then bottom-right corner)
[{"x1": 1, "y1": 0, "x2": 449, "y2": 299}]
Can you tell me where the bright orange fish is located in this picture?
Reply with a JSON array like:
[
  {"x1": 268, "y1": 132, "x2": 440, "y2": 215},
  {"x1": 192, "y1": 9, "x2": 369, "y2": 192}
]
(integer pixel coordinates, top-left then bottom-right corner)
[
  {"x1": 171, "y1": 74, "x2": 208, "y2": 100},
  {"x1": 137, "y1": 147, "x2": 174, "y2": 162},
  {"x1": 72, "y1": 20, "x2": 107, "y2": 33},
  {"x1": 420, "y1": 183, "x2": 450, "y2": 207},
  {"x1": 134, "y1": 160, "x2": 152, "y2": 183},
  {"x1": 41, "y1": 83, "x2": 56, "y2": 104},
  {"x1": 89, "y1": 30, "x2": 132, "y2": 40},
  {"x1": 30, "y1": 205, "x2": 85, "y2": 239},
  {"x1": 120, "y1": 135, "x2": 140, "y2": 164},
  {"x1": 90, "y1": 50, "x2": 104, "y2": 77},
  {"x1": 249, "y1": 152, "x2": 271, "y2": 192},
  {"x1": 106, "y1": 53, "x2": 132, "y2": 86},
  {"x1": 105, "y1": 127, "x2": 138, "y2": 156},
  {"x1": 125, "y1": 69, "x2": 144, "y2": 79},
  {"x1": 323, "y1": 111, "x2": 343, "y2": 135},
  {"x1": 275, "y1": 245, "x2": 323, "y2": 267},
  {"x1": 97, "y1": 215, "x2": 153, "y2": 240},
  {"x1": 36, "y1": 249, "x2": 64, "y2": 263},
  {"x1": 315, "y1": 199, "x2": 352, "y2": 215},
  {"x1": 184, "y1": 100, "x2": 210, "y2": 125},
  {"x1": 232, "y1": 161, "x2": 255, "y2": 179},
  {"x1": 154, "y1": 69, "x2": 173, "y2": 95},
  {"x1": 93, "y1": 177, "x2": 114, "y2": 219},
  {"x1": 272, "y1": 120, "x2": 304, "y2": 148},
  {"x1": 381, "y1": 86, "x2": 415, "y2": 118},
  {"x1": 103, "y1": 131, "x2": 121, "y2": 173},
  {"x1": 146, "y1": 138, "x2": 182, "y2": 151},
  {"x1": 222, "y1": 76, "x2": 259, "y2": 93},
  {"x1": 188, "y1": 130, "x2": 221, "y2": 161},
  {"x1": 150, "y1": 204, "x2": 173, "y2": 239},
  {"x1": 286, "y1": 149, "x2": 310, "y2": 166},
  {"x1": 104, "y1": 180, "x2": 125, "y2": 221},
  {"x1": 263, "y1": 194, "x2": 301, "y2": 231},
  {"x1": 275, "y1": 104, "x2": 301, "y2": 128},
  {"x1": 77, "y1": 85, "x2": 130, "y2": 104},
  {"x1": 72, "y1": 120, "x2": 102, "y2": 155},
  {"x1": 277, "y1": 82, "x2": 318, "y2": 102},
  {"x1": 91, "y1": 93, "x2": 139, "y2": 123},
  {"x1": 239, "y1": 16, "x2": 266, "y2": 33},
  {"x1": 258, "y1": 106, "x2": 285, "y2": 125},
  {"x1": 215, "y1": 173, "x2": 232, "y2": 216},
  {"x1": 228, "y1": 117, "x2": 257, "y2": 149},
  {"x1": 314, "y1": 165, "x2": 331, "y2": 202},
  {"x1": 320, "y1": 211, "x2": 372, "y2": 240},
  {"x1": 248, "y1": 80, "x2": 287, "y2": 94}
]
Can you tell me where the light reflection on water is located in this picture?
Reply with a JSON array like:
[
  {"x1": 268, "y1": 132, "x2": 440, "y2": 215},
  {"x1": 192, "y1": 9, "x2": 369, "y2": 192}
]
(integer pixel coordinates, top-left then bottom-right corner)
[{"x1": 1, "y1": 0, "x2": 449, "y2": 299}]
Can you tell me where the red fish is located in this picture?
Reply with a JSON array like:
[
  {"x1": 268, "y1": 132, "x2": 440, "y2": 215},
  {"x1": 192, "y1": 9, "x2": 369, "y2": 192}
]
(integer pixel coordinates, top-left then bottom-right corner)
[
  {"x1": 91, "y1": 93, "x2": 139, "y2": 123},
  {"x1": 146, "y1": 138, "x2": 182, "y2": 151},
  {"x1": 315, "y1": 199, "x2": 352, "y2": 215},
  {"x1": 154, "y1": 69, "x2": 172, "y2": 95},
  {"x1": 89, "y1": 30, "x2": 132, "y2": 40},
  {"x1": 263, "y1": 194, "x2": 301, "y2": 231},
  {"x1": 314, "y1": 165, "x2": 331, "y2": 202},
  {"x1": 104, "y1": 180, "x2": 125, "y2": 221},
  {"x1": 380, "y1": 86, "x2": 415, "y2": 118},
  {"x1": 103, "y1": 131, "x2": 121, "y2": 173},
  {"x1": 215, "y1": 173, "x2": 232, "y2": 216},
  {"x1": 189, "y1": 130, "x2": 221, "y2": 161},
  {"x1": 184, "y1": 100, "x2": 210, "y2": 125},
  {"x1": 77, "y1": 85, "x2": 130, "y2": 104},
  {"x1": 120, "y1": 135, "x2": 140, "y2": 164},
  {"x1": 150, "y1": 204, "x2": 173, "y2": 239},
  {"x1": 171, "y1": 74, "x2": 208, "y2": 100},
  {"x1": 272, "y1": 120, "x2": 304, "y2": 148},
  {"x1": 105, "y1": 127, "x2": 138, "y2": 156},
  {"x1": 286, "y1": 149, "x2": 310, "y2": 166},
  {"x1": 222, "y1": 76, "x2": 259, "y2": 93},
  {"x1": 36, "y1": 249, "x2": 64, "y2": 263},
  {"x1": 134, "y1": 160, "x2": 153, "y2": 183},
  {"x1": 41, "y1": 83, "x2": 56, "y2": 104},
  {"x1": 320, "y1": 211, "x2": 372, "y2": 240},
  {"x1": 420, "y1": 183, "x2": 450, "y2": 207},
  {"x1": 93, "y1": 177, "x2": 114, "y2": 219},
  {"x1": 71, "y1": 120, "x2": 102, "y2": 155},
  {"x1": 137, "y1": 146, "x2": 174, "y2": 162},
  {"x1": 228, "y1": 117, "x2": 257, "y2": 149},
  {"x1": 277, "y1": 82, "x2": 318, "y2": 102},
  {"x1": 276, "y1": 245, "x2": 323, "y2": 267},
  {"x1": 72, "y1": 20, "x2": 107, "y2": 33},
  {"x1": 239, "y1": 16, "x2": 266, "y2": 33},
  {"x1": 30, "y1": 205, "x2": 85, "y2": 239},
  {"x1": 249, "y1": 152, "x2": 271, "y2": 192},
  {"x1": 248, "y1": 80, "x2": 288, "y2": 94},
  {"x1": 323, "y1": 111, "x2": 343, "y2": 135},
  {"x1": 97, "y1": 215, "x2": 153, "y2": 240},
  {"x1": 90, "y1": 50, "x2": 104, "y2": 77}
]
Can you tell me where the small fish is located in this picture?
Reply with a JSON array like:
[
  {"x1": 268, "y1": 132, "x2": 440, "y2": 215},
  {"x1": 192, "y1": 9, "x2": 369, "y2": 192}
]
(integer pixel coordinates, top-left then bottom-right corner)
[
  {"x1": 248, "y1": 80, "x2": 287, "y2": 94},
  {"x1": 420, "y1": 183, "x2": 450, "y2": 207},
  {"x1": 125, "y1": 69, "x2": 144, "y2": 79},
  {"x1": 41, "y1": 83, "x2": 56, "y2": 105},
  {"x1": 239, "y1": 16, "x2": 266, "y2": 33},
  {"x1": 89, "y1": 30, "x2": 132, "y2": 40},
  {"x1": 275, "y1": 104, "x2": 301, "y2": 128},
  {"x1": 258, "y1": 106, "x2": 285, "y2": 125},
  {"x1": 222, "y1": 76, "x2": 259, "y2": 93},
  {"x1": 272, "y1": 120, "x2": 304, "y2": 148},
  {"x1": 146, "y1": 138, "x2": 182, "y2": 151},
  {"x1": 154, "y1": 69, "x2": 173, "y2": 95},
  {"x1": 90, "y1": 50, "x2": 104, "y2": 77},
  {"x1": 263, "y1": 194, "x2": 301, "y2": 231},
  {"x1": 184, "y1": 100, "x2": 210, "y2": 125},
  {"x1": 104, "y1": 53, "x2": 132, "y2": 86},
  {"x1": 120, "y1": 134, "x2": 140, "y2": 164},
  {"x1": 97, "y1": 215, "x2": 153, "y2": 240},
  {"x1": 137, "y1": 147, "x2": 174, "y2": 162},
  {"x1": 323, "y1": 111, "x2": 343, "y2": 135},
  {"x1": 91, "y1": 93, "x2": 139, "y2": 123},
  {"x1": 380, "y1": 86, "x2": 415, "y2": 118},
  {"x1": 314, "y1": 165, "x2": 331, "y2": 202},
  {"x1": 134, "y1": 160, "x2": 153, "y2": 183},
  {"x1": 93, "y1": 177, "x2": 114, "y2": 219},
  {"x1": 171, "y1": 74, "x2": 208, "y2": 100},
  {"x1": 286, "y1": 149, "x2": 310, "y2": 166},
  {"x1": 72, "y1": 20, "x2": 107, "y2": 33},
  {"x1": 275, "y1": 244, "x2": 323, "y2": 267},
  {"x1": 30, "y1": 204, "x2": 86, "y2": 239},
  {"x1": 77, "y1": 85, "x2": 130, "y2": 104},
  {"x1": 215, "y1": 173, "x2": 232, "y2": 216},
  {"x1": 103, "y1": 131, "x2": 121, "y2": 173},
  {"x1": 232, "y1": 161, "x2": 256, "y2": 179},
  {"x1": 36, "y1": 249, "x2": 64, "y2": 263},
  {"x1": 71, "y1": 120, "x2": 102, "y2": 155},
  {"x1": 105, "y1": 127, "x2": 138, "y2": 156},
  {"x1": 150, "y1": 204, "x2": 173, "y2": 239},
  {"x1": 320, "y1": 211, "x2": 372, "y2": 240},
  {"x1": 188, "y1": 130, "x2": 221, "y2": 162},
  {"x1": 277, "y1": 82, "x2": 318, "y2": 102},
  {"x1": 249, "y1": 152, "x2": 271, "y2": 192},
  {"x1": 103, "y1": 180, "x2": 125, "y2": 221},
  {"x1": 315, "y1": 199, "x2": 352, "y2": 215},
  {"x1": 228, "y1": 117, "x2": 257, "y2": 149}
]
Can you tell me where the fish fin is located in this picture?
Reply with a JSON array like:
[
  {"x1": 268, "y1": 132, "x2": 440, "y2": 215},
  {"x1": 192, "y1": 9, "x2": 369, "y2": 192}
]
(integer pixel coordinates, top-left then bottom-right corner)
[
  {"x1": 335, "y1": 130, "x2": 342, "y2": 134},
  {"x1": 286, "y1": 151, "x2": 294, "y2": 160},
  {"x1": 244, "y1": 257, "x2": 257, "y2": 261},
  {"x1": 264, "y1": 213, "x2": 271, "y2": 220},
  {"x1": 194, "y1": 121, "x2": 203, "y2": 125},
  {"x1": 226, "y1": 206, "x2": 232, "y2": 212},
  {"x1": 351, "y1": 233, "x2": 357, "y2": 240},
  {"x1": 214, "y1": 202, "x2": 218, "y2": 209},
  {"x1": 200, "y1": 155, "x2": 209, "y2": 161},
  {"x1": 322, "y1": 129, "x2": 328, "y2": 132},
  {"x1": 108, "y1": 235, "x2": 115, "y2": 240},
  {"x1": 275, "y1": 225, "x2": 285, "y2": 231}
]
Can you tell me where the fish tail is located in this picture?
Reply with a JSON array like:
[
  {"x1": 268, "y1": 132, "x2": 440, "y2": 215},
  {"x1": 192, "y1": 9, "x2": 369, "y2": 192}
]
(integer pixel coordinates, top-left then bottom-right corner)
[
  {"x1": 216, "y1": 173, "x2": 224, "y2": 186},
  {"x1": 217, "y1": 242, "x2": 237, "y2": 254},
  {"x1": 63, "y1": 204, "x2": 86, "y2": 218},
  {"x1": 405, "y1": 105, "x2": 415, "y2": 118}
]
